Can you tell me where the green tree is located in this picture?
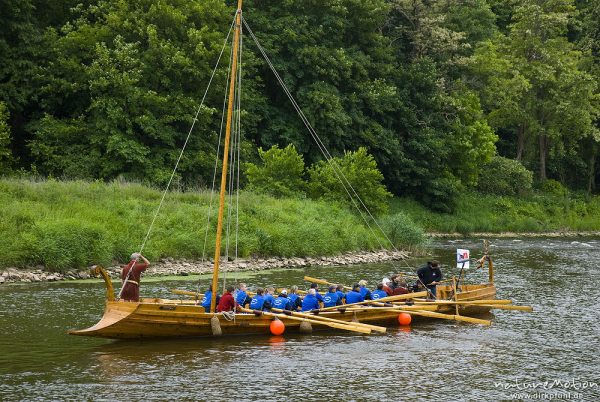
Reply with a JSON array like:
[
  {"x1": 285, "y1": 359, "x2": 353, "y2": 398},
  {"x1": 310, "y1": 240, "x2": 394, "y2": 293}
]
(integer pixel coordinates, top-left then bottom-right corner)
[
  {"x1": 307, "y1": 147, "x2": 392, "y2": 215},
  {"x1": 470, "y1": 0, "x2": 599, "y2": 182},
  {"x1": 0, "y1": 102, "x2": 13, "y2": 173},
  {"x1": 245, "y1": 144, "x2": 306, "y2": 197},
  {"x1": 30, "y1": 0, "x2": 232, "y2": 186}
]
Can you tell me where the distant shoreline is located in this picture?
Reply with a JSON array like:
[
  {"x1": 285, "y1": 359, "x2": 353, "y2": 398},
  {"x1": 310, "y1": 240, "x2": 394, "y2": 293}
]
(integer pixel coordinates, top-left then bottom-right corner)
[
  {"x1": 427, "y1": 231, "x2": 600, "y2": 238},
  {"x1": 0, "y1": 249, "x2": 409, "y2": 284}
]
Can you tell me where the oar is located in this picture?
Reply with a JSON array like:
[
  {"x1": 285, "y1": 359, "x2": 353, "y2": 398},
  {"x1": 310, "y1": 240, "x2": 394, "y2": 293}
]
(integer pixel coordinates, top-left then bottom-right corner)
[
  {"x1": 397, "y1": 308, "x2": 492, "y2": 326},
  {"x1": 343, "y1": 304, "x2": 439, "y2": 312},
  {"x1": 239, "y1": 308, "x2": 372, "y2": 334},
  {"x1": 412, "y1": 298, "x2": 513, "y2": 305},
  {"x1": 171, "y1": 289, "x2": 202, "y2": 298},
  {"x1": 171, "y1": 288, "x2": 261, "y2": 299},
  {"x1": 475, "y1": 304, "x2": 533, "y2": 312},
  {"x1": 318, "y1": 291, "x2": 428, "y2": 312},
  {"x1": 366, "y1": 302, "x2": 491, "y2": 325},
  {"x1": 304, "y1": 276, "x2": 352, "y2": 290},
  {"x1": 270, "y1": 308, "x2": 387, "y2": 333}
]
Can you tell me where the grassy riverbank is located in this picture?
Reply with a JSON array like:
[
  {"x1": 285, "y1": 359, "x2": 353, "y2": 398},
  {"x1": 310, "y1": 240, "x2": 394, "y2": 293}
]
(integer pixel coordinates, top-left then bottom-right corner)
[
  {"x1": 0, "y1": 179, "x2": 425, "y2": 271},
  {"x1": 2, "y1": 179, "x2": 599, "y2": 272},
  {"x1": 393, "y1": 192, "x2": 600, "y2": 234}
]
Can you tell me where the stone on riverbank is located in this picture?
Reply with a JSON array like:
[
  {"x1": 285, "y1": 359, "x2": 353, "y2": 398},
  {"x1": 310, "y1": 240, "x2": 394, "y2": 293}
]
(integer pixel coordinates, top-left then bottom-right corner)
[{"x1": 0, "y1": 249, "x2": 410, "y2": 284}]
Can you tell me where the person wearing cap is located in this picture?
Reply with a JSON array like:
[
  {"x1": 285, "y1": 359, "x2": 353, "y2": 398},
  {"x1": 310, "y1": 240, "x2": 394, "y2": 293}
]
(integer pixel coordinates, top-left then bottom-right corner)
[
  {"x1": 417, "y1": 260, "x2": 443, "y2": 299},
  {"x1": 120, "y1": 253, "x2": 150, "y2": 302},
  {"x1": 371, "y1": 283, "x2": 388, "y2": 300},
  {"x1": 335, "y1": 285, "x2": 346, "y2": 305},
  {"x1": 309, "y1": 283, "x2": 324, "y2": 303},
  {"x1": 201, "y1": 284, "x2": 221, "y2": 312},
  {"x1": 358, "y1": 279, "x2": 372, "y2": 300},
  {"x1": 381, "y1": 278, "x2": 394, "y2": 296},
  {"x1": 273, "y1": 289, "x2": 293, "y2": 310},
  {"x1": 345, "y1": 284, "x2": 365, "y2": 304},
  {"x1": 288, "y1": 286, "x2": 303, "y2": 311},
  {"x1": 322, "y1": 285, "x2": 339, "y2": 308},
  {"x1": 301, "y1": 288, "x2": 320, "y2": 311}
]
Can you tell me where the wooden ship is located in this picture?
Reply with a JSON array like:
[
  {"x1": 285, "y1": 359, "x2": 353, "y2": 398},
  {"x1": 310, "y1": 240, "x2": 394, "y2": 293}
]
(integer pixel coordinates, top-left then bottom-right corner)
[{"x1": 70, "y1": 1, "x2": 532, "y2": 340}]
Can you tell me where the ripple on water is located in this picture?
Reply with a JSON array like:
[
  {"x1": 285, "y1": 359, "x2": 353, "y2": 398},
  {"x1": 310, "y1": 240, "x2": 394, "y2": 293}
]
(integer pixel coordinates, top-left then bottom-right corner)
[{"x1": 1, "y1": 238, "x2": 600, "y2": 401}]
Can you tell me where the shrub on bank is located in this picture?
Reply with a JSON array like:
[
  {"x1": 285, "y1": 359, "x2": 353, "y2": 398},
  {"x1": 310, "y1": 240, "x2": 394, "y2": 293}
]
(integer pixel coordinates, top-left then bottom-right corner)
[
  {"x1": 477, "y1": 156, "x2": 533, "y2": 196},
  {"x1": 379, "y1": 212, "x2": 427, "y2": 251}
]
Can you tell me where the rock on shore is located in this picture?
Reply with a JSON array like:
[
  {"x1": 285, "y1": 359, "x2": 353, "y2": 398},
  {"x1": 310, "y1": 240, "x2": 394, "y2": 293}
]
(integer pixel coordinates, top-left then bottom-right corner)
[{"x1": 0, "y1": 250, "x2": 409, "y2": 284}]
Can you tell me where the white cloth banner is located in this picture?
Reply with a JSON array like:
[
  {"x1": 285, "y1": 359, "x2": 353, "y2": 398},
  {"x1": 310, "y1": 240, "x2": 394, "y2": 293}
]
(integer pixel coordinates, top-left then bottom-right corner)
[{"x1": 456, "y1": 249, "x2": 470, "y2": 268}]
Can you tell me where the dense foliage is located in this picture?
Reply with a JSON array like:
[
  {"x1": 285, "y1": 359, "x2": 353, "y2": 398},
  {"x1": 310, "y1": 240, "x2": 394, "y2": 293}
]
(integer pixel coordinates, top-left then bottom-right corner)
[
  {"x1": 0, "y1": 0, "x2": 599, "y2": 211},
  {"x1": 245, "y1": 144, "x2": 306, "y2": 197}
]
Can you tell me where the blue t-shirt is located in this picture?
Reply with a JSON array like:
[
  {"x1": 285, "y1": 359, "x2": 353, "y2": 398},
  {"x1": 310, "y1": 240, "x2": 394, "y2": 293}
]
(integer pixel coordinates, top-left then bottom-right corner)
[
  {"x1": 315, "y1": 292, "x2": 323, "y2": 302},
  {"x1": 288, "y1": 293, "x2": 301, "y2": 310},
  {"x1": 322, "y1": 292, "x2": 339, "y2": 308},
  {"x1": 345, "y1": 290, "x2": 365, "y2": 304},
  {"x1": 201, "y1": 290, "x2": 213, "y2": 309},
  {"x1": 336, "y1": 290, "x2": 345, "y2": 304},
  {"x1": 301, "y1": 294, "x2": 320, "y2": 311},
  {"x1": 273, "y1": 296, "x2": 292, "y2": 310},
  {"x1": 250, "y1": 294, "x2": 265, "y2": 310},
  {"x1": 359, "y1": 286, "x2": 372, "y2": 300},
  {"x1": 264, "y1": 294, "x2": 275, "y2": 310},
  {"x1": 235, "y1": 290, "x2": 248, "y2": 306},
  {"x1": 371, "y1": 289, "x2": 388, "y2": 300}
]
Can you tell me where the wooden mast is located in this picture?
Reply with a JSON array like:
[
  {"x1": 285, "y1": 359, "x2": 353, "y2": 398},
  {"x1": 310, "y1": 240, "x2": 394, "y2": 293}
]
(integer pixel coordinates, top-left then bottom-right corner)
[{"x1": 210, "y1": 0, "x2": 243, "y2": 313}]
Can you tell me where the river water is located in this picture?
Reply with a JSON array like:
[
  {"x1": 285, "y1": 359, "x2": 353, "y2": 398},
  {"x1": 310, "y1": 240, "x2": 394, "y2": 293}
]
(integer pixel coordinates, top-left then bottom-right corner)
[{"x1": 1, "y1": 238, "x2": 599, "y2": 401}]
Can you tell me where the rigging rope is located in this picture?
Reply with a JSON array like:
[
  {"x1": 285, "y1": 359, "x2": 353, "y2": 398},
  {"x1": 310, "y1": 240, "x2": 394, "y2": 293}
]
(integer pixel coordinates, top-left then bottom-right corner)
[{"x1": 242, "y1": 17, "x2": 424, "y2": 279}]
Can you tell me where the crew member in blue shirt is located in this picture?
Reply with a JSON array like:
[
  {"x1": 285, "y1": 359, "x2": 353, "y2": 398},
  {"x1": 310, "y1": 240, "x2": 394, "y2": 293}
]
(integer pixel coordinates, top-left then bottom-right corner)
[
  {"x1": 200, "y1": 285, "x2": 220, "y2": 312},
  {"x1": 250, "y1": 288, "x2": 266, "y2": 310},
  {"x1": 371, "y1": 283, "x2": 388, "y2": 300},
  {"x1": 263, "y1": 287, "x2": 276, "y2": 311},
  {"x1": 288, "y1": 286, "x2": 302, "y2": 311},
  {"x1": 309, "y1": 283, "x2": 323, "y2": 303},
  {"x1": 301, "y1": 288, "x2": 320, "y2": 311},
  {"x1": 358, "y1": 280, "x2": 372, "y2": 300},
  {"x1": 273, "y1": 289, "x2": 293, "y2": 310},
  {"x1": 235, "y1": 283, "x2": 251, "y2": 308},
  {"x1": 345, "y1": 284, "x2": 365, "y2": 304},
  {"x1": 322, "y1": 285, "x2": 339, "y2": 308},
  {"x1": 335, "y1": 285, "x2": 346, "y2": 305}
]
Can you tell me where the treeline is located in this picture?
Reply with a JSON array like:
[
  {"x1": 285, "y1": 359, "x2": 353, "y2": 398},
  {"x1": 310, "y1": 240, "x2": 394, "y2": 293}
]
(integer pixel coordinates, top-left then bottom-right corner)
[{"x1": 0, "y1": 0, "x2": 598, "y2": 212}]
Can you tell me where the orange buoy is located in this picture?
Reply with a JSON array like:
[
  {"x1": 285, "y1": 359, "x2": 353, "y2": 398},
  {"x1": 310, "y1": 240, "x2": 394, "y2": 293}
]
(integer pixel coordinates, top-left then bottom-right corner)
[
  {"x1": 270, "y1": 318, "x2": 285, "y2": 335},
  {"x1": 398, "y1": 312, "x2": 412, "y2": 326}
]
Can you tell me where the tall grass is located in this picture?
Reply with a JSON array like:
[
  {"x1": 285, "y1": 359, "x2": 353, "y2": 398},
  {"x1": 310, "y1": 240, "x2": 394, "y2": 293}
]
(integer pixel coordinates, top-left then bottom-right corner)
[
  {"x1": 0, "y1": 179, "x2": 422, "y2": 271},
  {"x1": 391, "y1": 192, "x2": 600, "y2": 234}
]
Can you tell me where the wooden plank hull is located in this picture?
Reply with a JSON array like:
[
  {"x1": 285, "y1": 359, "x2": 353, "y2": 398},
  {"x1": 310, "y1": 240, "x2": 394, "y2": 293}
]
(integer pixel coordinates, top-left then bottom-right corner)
[{"x1": 69, "y1": 284, "x2": 496, "y2": 339}]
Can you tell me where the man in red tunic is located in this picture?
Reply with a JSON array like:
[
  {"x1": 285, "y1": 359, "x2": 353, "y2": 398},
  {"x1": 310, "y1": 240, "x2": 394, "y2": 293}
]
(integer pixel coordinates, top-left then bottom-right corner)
[
  {"x1": 120, "y1": 253, "x2": 149, "y2": 302},
  {"x1": 217, "y1": 285, "x2": 237, "y2": 312}
]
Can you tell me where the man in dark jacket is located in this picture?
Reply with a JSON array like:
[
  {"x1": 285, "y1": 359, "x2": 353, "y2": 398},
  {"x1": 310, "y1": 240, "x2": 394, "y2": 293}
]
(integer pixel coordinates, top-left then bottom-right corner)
[{"x1": 417, "y1": 260, "x2": 443, "y2": 299}]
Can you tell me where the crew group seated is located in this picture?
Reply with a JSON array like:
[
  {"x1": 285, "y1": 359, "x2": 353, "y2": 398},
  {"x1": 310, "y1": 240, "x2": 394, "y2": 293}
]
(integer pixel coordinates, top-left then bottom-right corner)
[{"x1": 199, "y1": 275, "x2": 419, "y2": 313}]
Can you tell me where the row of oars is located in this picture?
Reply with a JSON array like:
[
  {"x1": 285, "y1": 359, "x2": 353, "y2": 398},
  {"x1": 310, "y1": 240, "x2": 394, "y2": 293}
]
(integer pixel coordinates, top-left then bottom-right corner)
[{"x1": 305, "y1": 276, "x2": 533, "y2": 327}]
